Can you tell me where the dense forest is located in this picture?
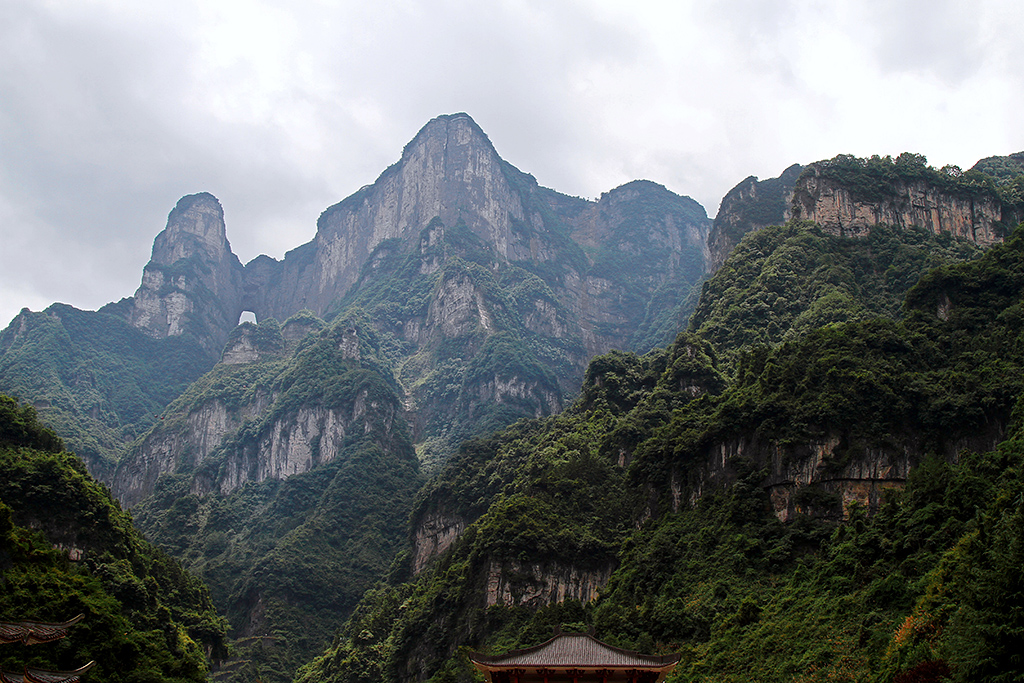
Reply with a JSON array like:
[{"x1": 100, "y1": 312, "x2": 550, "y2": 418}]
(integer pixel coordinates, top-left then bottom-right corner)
[
  {"x1": 0, "y1": 396, "x2": 227, "y2": 682},
  {"x1": 297, "y1": 218, "x2": 1024, "y2": 683}
]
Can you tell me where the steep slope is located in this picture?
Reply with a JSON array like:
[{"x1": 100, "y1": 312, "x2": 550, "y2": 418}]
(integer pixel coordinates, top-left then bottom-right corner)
[
  {"x1": 126, "y1": 192, "x2": 247, "y2": 357},
  {"x1": 706, "y1": 163, "x2": 803, "y2": 272},
  {"x1": 690, "y1": 221, "x2": 981, "y2": 364},
  {"x1": 0, "y1": 304, "x2": 212, "y2": 478},
  {"x1": 790, "y1": 152, "x2": 1023, "y2": 242},
  {"x1": 0, "y1": 113, "x2": 710, "y2": 485},
  {"x1": 242, "y1": 114, "x2": 709, "y2": 357},
  {"x1": 0, "y1": 396, "x2": 227, "y2": 682},
  {"x1": 115, "y1": 315, "x2": 422, "y2": 683},
  {"x1": 295, "y1": 214, "x2": 1024, "y2": 682}
]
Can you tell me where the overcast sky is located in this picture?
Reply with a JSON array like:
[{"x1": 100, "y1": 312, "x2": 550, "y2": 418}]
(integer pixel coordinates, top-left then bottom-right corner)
[{"x1": 2, "y1": 0, "x2": 1023, "y2": 328}]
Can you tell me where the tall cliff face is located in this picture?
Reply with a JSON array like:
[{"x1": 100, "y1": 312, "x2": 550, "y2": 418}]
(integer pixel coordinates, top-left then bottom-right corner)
[
  {"x1": 676, "y1": 422, "x2": 1006, "y2": 524},
  {"x1": 128, "y1": 193, "x2": 246, "y2": 356},
  {"x1": 107, "y1": 115, "x2": 709, "y2": 470},
  {"x1": 565, "y1": 180, "x2": 711, "y2": 354},
  {"x1": 244, "y1": 114, "x2": 537, "y2": 322},
  {"x1": 789, "y1": 163, "x2": 1007, "y2": 245},
  {"x1": 240, "y1": 115, "x2": 709, "y2": 358},
  {"x1": 112, "y1": 318, "x2": 396, "y2": 505},
  {"x1": 706, "y1": 164, "x2": 803, "y2": 272},
  {"x1": 118, "y1": 318, "x2": 422, "y2": 683}
]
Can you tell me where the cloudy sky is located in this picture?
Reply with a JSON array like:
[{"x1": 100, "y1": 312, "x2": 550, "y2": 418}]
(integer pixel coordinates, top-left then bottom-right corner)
[{"x1": 2, "y1": 0, "x2": 1022, "y2": 327}]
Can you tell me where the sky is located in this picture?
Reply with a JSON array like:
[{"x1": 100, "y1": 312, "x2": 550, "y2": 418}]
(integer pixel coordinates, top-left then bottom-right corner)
[{"x1": 2, "y1": 0, "x2": 1023, "y2": 328}]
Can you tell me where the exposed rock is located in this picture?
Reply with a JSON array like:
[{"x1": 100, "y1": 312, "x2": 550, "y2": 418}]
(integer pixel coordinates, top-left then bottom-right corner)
[
  {"x1": 245, "y1": 114, "x2": 536, "y2": 322},
  {"x1": 470, "y1": 375, "x2": 561, "y2": 418},
  {"x1": 484, "y1": 559, "x2": 614, "y2": 608},
  {"x1": 790, "y1": 170, "x2": 1005, "y2": 245},
  {"x1": 707, "y1": 164, "x2": 803, "y2": 273},
  {"x1": 411, "y1": 511, "x2": 466, "y2": 575},
  {"x1": 128, "y1": 193, "x2": 246, "y2": 356},
  {"x1": 114, "y1": 396, "x2": 269, "y2": 506},
  {"x1": 676, "y1": 422, "x2": 1007, "y2": 522}
]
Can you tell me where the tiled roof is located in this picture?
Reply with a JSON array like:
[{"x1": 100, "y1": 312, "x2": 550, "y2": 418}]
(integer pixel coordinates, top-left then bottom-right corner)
[
  {"x1": 0, "y1": 616, "x2": 84, "y2": 646},
  {"x1": 0, "y1": 661, "x2": 94, "y2": 683},
  {"x1": 469, "y1": 633, "x2": 679, "y2": 668}
]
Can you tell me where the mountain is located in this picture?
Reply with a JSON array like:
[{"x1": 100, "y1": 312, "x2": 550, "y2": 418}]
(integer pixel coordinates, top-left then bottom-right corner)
[
  {"x1": 1, "y1": 113, "x2": 711, "y2": 481},
  {"x1": 4, "y1": 118, "x2": 1024, "y2": 683},
  {"x1": 298, "y1": 207, "x2": 1024, "y2": 683},
  {"x1": 0, "y1": 304, "x2": 213, "y2": 479},
  {"x1": 0, "y1": 113, "x2": 710, "y2": 683},
  {"x1": 706, "y1": 162, "x2": 804, "y2": 271}
]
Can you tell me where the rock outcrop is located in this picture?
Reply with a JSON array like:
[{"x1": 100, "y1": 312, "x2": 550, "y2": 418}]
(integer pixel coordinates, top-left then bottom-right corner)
[
  {"x1": 242, "y1": 114, "x2": 539, "y2": 322},
  {"x1": 484, "y1": 559, "x2": 614, "y2": 608},
  {"x1": 122, "y1": 115, "x2": 710, "y2": 367},
  {"x1": 114, "y1": 382, "x2": 402, "y2": 506},
  {"x1": 411, "y1": 511, "x2": 466, "y2": 574},
  {"x1": 674, "y1": 421, "x2": 1007, "y2": 523},
  {"x1": 790, "y1": 168, "x2": 1006, "y2": 245},
  {"x1": 128, "y1": 193, "x2": 246, "y2": 356},
  {"x1": 707, "y1": 164, "x2": 803, "y2": 273}
]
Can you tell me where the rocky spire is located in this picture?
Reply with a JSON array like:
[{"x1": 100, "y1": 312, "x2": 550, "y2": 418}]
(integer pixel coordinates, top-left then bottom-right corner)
[{"x1": 128, "y1": 192, "x2": 245, "y2": 356}]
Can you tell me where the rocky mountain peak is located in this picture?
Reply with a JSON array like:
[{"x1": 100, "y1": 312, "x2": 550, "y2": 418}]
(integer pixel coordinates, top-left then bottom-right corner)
[
  {"x1": 152, "y1": 192, "x2": 232, "y2": 265},
  {"x1": 128, "y1": 192, "x2": 245, "y2": 356}
]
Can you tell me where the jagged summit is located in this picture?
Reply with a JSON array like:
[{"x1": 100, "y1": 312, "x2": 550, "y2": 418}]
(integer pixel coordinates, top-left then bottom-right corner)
[
  {"x1": 128, "y1": 191, "x2": 245, "y2": 356},
  {"x1": 400, "y1": 112, "x2": 497, "y2": 159}
]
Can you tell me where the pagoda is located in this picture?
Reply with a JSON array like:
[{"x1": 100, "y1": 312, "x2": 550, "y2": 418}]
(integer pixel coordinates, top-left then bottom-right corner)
[
  {"x1": 0, "y1": 616, "x2": 94, "y2": 683},
  {"x1": 468, "y1": 631, "x2": 680, "y2": 683}
]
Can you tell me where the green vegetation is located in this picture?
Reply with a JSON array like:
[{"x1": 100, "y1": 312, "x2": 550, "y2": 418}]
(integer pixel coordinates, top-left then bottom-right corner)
[
  {"x1": 690, "y1": 222, "x2": 980, "y2": 366},
  {"x1": 713, "y1": 164, "x2": 805, "y2": 247},
  {"x1": 322, "y1": 216, "x2": 578, "y2": 471},
  {"x1": 805, "y1": 153, "x2": 1024, "y2": 231},
  {"x1": 121, "y1": 321, "x2": 423, "y2": 683},
  {"x1": 297, "y1": 221, "x2": 1024, "y2": 683},
  {"x1": 0, "y1": 396, "x2": 227, "y2": 682},
  {"x1": 0, "y1": 304, "x2": 213, "y2": 476}
]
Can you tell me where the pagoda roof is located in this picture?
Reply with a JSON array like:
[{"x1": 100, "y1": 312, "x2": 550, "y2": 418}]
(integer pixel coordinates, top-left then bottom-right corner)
[
  {"x1": 0, "y1": 616, "x2": 84, "y2": 646},
  {"x1": 0, "y1": 661, "x2": 95, "y2": 683},
  {"x1": 469, "y1": 632, "x2": 680, "y2": 669}
]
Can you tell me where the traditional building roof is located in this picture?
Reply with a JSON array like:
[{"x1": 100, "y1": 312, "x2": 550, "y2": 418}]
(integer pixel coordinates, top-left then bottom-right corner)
[
  {"x1": 468, "y1": 632, "x2": 680, "y2": 683},
  {"x1": 0, "y1": 661, "x2": 95, "y2": 683},
  {"x1": 0, "y1": 617, "x2": 84, "y2": 647}
]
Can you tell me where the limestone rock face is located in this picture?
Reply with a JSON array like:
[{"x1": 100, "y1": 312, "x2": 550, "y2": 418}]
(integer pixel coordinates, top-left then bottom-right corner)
[
  {"x1": 245, "y1": 114, "x2": 534, "y2": 322},
  {"x1": 672, "y1": 421, "x2": 1007, "y2": 523},
  {"x1": 707, "y1": 164, "x2": 804, "y2": 273},
  {"x1": 411, "y1": 511, "x2": 466, "y2": 574},
  {"x1": 208, "y1": 399, "x2": 394, "y2": 496},
  {"x1": 113, "y1": 383, "x2": 399, "y2": 505},
  {"x1": 484, "y1": 559, "x2": 614, "y2": 608},
  {"x1": 562, "y1": 180, "x2": 711, "y2": 357},
  {"x1": 790, "y1": 170, "x2": 1006, "y2": 245},
  {"x1": 113, "y1": 395, "x2": 271, "y2": 506},
  {"x1": 128, "y1": 193, "x2": 245, "y2": 356}
]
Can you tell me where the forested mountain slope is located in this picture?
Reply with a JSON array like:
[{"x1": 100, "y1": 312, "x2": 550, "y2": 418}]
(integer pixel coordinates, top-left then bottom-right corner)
[
  {"x1": 0, "y1": 305, "x2": 213, "y2": 479},
  {"x1": 0, "y1": 396, "x2": 227, "y2": 682},
  {"x1": 3, "y1": 127, "x2": 1024, "y2": 683},
  {"x1": 121, "y1": 316, "x2": 423, "y2": 682},
  {"x1": 297, "y1": 221, "x2": 1024, "y2": 683}
]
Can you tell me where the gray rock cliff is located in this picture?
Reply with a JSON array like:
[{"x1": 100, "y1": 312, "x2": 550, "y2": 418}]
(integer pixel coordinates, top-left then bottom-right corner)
[{"x1": 128, "y1": 193, "x2": 246, "y2": 356}]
